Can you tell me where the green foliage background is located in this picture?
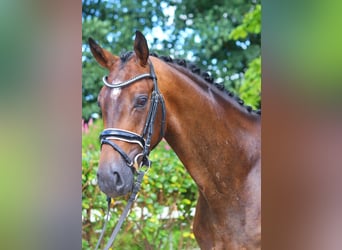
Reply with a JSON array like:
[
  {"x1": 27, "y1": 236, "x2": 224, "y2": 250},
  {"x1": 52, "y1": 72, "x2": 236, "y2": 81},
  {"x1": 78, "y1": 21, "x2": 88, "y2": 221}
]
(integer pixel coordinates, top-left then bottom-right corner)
[
  {"x1": 82, "y1": 0, "x2": 261, "y2": 120},
  {"x1": 82, "y1": 0, "x2": 260, "y2": 249}
]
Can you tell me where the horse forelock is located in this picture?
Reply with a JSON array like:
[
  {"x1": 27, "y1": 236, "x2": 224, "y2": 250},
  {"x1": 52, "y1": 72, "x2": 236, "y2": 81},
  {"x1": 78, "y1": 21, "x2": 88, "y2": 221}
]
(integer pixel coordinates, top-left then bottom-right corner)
[{"x1": 119, "y1": 51, "x2": 134, "y2": 63}]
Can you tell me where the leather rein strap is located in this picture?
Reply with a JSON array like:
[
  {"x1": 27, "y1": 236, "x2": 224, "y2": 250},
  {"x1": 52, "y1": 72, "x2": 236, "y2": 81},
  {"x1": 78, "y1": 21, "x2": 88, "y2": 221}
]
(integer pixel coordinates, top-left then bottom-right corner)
[
  {"x1": 95, "y1": 60, "x2": 166, "y2": 250},
  {"x1": 95, "y1": 170, "x2": 145, "y2": 250}
]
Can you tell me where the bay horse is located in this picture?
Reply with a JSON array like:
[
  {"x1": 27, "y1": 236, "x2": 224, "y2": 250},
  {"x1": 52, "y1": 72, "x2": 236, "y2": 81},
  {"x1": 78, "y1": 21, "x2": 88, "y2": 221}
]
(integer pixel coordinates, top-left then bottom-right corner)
[{"x1": 89, "y1": 31, "x2": 260, "y2": 249}]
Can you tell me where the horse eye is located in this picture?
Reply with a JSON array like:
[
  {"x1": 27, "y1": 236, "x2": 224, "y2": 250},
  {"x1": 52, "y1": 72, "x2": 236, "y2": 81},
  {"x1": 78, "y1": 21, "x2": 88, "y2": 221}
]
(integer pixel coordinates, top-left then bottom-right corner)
[{"x1": 134, "y1": 96, "x2": 148, "y2": 108}]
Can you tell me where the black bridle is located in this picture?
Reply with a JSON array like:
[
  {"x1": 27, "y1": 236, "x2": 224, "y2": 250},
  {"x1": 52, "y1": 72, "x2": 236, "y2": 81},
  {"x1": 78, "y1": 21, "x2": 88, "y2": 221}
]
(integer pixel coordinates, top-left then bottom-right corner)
[
  {"x1": 99, "y1": 59, "x2": 166, "y2": 171},
  {"x1": 95, "y1": 60, "x2": 166, "y2": 250}
]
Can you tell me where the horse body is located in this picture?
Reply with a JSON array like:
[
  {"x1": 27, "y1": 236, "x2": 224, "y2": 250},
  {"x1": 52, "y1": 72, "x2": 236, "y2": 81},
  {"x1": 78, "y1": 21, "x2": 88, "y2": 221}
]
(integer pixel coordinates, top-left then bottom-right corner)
[
  {"x1": 89, "y1": 31, "x2": 260, "y2": 249},
  {"x1": 153, "y1": 59, "x2": 261, "y2": 249}
]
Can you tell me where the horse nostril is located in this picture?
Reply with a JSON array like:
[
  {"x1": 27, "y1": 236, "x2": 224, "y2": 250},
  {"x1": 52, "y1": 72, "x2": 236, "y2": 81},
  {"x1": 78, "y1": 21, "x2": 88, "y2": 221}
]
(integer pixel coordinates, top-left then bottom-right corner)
[{"x1": 113, "y1": 172, "x2": 123, "y2": 187}]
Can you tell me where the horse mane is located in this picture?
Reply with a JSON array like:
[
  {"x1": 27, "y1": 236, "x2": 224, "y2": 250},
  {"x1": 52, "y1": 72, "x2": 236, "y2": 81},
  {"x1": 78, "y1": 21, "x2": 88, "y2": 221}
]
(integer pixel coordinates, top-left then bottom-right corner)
[
  {"x1": 119, "y1": 51, "x2": 261, "y2": 115},
  {"x1": 151, "y1": 53, "x2": 261, "y2": 115}
]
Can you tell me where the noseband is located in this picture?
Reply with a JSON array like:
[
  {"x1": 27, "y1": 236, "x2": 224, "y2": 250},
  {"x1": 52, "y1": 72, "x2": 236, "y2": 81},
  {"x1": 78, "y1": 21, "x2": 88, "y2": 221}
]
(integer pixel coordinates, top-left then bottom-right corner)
[{"x1": 99, "y1": 60, "x2": 166, "y2": 171}]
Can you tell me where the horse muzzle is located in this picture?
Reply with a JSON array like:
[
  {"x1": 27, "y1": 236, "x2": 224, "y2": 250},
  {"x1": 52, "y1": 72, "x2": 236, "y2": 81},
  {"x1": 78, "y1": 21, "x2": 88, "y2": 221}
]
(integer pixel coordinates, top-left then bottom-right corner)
[{"x1": 97, "y1": 160, "x2": 134, "y2": 197}]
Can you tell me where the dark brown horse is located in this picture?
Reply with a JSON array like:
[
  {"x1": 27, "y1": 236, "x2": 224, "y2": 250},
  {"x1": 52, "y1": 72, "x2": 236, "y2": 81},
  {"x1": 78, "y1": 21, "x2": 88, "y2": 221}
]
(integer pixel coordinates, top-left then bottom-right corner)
[{"x1": 89, "y1": 31, "x2": 260, "y2": 249}]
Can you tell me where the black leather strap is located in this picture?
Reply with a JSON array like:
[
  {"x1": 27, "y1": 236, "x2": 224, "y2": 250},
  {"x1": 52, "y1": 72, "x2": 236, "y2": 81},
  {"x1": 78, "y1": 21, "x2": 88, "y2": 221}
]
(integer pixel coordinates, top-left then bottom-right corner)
[
  {"x1": 100, "y1": 129, "x2": 145, "y2": 148},
  {"x1": 102, "y1": 74, "x2": 153, "y2": 88},
  {"x1": 94, "y1": 196, "x2": 112, "y2": 250},
  {"x1": 103, "y1": 170, "x2": 145, "y2": 250},
  {"x1": 94, "y1": 171, "x2": 146, "y2": 250},
  {"x1": 101, "y1": 139, "x2": 133, "y2": 168}
]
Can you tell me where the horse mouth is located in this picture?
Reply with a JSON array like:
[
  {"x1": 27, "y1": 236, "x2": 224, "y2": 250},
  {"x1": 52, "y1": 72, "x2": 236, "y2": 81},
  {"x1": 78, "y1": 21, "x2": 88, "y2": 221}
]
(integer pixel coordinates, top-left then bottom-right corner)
[{"x1": 98, "y1": 178, "x2": 133, "y2": 198}]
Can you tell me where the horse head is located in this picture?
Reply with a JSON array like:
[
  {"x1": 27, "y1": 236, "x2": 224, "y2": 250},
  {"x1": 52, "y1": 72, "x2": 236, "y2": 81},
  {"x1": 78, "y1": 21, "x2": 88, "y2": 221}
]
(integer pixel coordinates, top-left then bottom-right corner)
[{"x1": 89, "y1": 31, "x2": 165, "y2": 197}]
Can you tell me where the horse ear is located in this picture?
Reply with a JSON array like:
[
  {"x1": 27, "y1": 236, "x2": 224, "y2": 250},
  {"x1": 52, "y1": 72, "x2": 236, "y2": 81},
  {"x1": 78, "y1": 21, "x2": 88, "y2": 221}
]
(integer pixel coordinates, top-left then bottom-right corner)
[
  {"x1": 134, "y1": 31, "x2": 149, "y2": 67},
  {"x1": 88, "y1": 37, "x2": 118, "y2": 69}
]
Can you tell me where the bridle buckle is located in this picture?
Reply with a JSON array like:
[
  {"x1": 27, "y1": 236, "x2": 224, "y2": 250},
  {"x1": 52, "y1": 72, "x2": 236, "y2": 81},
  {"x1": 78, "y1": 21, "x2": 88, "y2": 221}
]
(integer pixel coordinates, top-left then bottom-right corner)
[{"x1": 133, "y1": 153, "x2": 151, "y2": 172}]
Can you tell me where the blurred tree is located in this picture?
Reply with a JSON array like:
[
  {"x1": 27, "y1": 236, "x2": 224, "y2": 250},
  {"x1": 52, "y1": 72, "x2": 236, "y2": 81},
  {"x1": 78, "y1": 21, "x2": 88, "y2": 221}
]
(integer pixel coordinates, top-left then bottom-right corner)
[
  {"x1": 82, "y1": 0, "x2": 260, "y2": 119},
  {"x1": 229, "y1": 3, "x2": 261, "y2": 109},
  {"x1": 82, "y1": 0, "x2": 170, "y2": 119}
]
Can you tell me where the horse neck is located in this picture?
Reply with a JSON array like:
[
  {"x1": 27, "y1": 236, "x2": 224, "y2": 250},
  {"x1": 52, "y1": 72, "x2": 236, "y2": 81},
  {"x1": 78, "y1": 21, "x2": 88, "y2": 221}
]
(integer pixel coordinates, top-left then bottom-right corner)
[{"x1": 153, "y1": 58, "x2": 261, "y2": 195}]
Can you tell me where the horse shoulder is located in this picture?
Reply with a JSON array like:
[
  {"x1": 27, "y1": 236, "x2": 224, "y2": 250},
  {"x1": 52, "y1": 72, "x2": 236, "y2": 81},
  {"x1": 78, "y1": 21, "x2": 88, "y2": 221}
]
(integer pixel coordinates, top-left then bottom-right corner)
[{"x1": 244, "y1": 159, "x2": 261, "y2": 248}]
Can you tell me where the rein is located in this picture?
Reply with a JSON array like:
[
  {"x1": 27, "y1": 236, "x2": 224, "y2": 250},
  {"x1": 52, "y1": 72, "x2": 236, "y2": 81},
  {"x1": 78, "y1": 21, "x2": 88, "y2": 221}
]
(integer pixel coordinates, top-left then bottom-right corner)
[
  {"x1": 95, "y1": 170, "x2": 146, "y2": 250},
  {"x1": 95, "y1": 60, "x2": 166, "y2": 249}
]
